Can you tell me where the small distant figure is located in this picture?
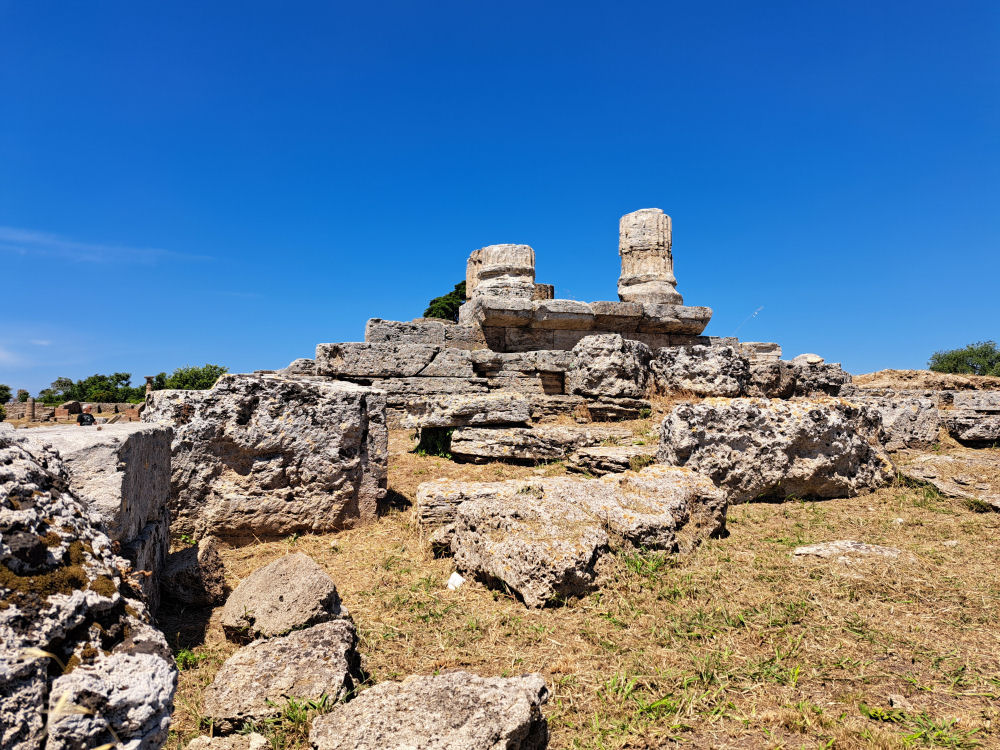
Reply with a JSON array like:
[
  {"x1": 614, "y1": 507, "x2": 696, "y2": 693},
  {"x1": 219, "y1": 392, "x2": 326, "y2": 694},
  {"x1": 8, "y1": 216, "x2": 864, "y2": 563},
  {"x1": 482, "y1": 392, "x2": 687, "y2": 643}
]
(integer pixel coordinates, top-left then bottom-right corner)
[{"x1": 77, "y1": 406, "x2": 96, "y2": 426}]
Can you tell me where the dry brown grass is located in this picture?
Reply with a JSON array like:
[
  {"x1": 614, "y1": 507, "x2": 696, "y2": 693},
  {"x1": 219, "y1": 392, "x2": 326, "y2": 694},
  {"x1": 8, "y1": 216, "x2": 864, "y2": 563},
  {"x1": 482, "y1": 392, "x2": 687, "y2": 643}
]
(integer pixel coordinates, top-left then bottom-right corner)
[{"x1": 166, "y1": 435, "x2": 1000, "y2": 750}]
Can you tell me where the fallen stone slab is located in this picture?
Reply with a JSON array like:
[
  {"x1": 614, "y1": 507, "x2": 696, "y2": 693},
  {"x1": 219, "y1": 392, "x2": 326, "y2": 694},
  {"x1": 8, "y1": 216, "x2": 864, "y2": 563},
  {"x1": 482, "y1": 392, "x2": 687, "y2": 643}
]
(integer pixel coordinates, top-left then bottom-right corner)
[
  {"x1": 793, "y1": 540, "x2": 911, "y2": 564},
  {"x1": 202, "y1": 621, "x2": 362, "y2": 725},
  {"x1": 20, "y1": 422, "x2": 173, "y2": 611},
  {"x1": 567, "y1": 444, "x2": 657, "y2": 476},
  {"x1": 423, "y1": 465, "x2": 726, "y2": 606},
  {"x1": 310, "y1": 671, "x2": 549, "y2": 750},
  {"x1": 220, "y1": 553, "x2": 346, "y2": 641},
  {"x1": 393, "y1": 392, "x2": 531, "y2": 430},
  {"x1": 584, "y1": 396, "x2": 652, "y2": 422},
  {"x1": 143, "y1": 373, "x2": 387, "y2": 541},
  {"x1": 651, "y1": 345, "x2": 749, "y2": 397},
  {"x1": 0, "y1": 425, "x2": 176, "y2": 750},
  {"x1": 899, "y1": 451, "x2": 1000, "y2": 511},
  {"x1": 450, "y1": 423, "x2": 636, "y2": 463},
  {"x1": 162, "y1": 535, "x2": 228, "y2": 606},
  {"x1": 658, "y1": 398, "x2": 894, "y2": 503}
]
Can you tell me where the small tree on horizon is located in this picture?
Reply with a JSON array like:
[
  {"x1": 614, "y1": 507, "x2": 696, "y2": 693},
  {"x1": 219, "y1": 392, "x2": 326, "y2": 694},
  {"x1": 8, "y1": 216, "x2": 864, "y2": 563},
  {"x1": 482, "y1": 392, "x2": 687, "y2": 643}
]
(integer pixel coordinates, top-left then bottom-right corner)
[
  {"x1": 423, "y1": 281, "x2": 466, "y2": 323},
  {"x1": 928, "y1": 340, "x2": 1000, "y2": 377},
  {"x1": 0, "y1": 384, "x2": 11, "y2": 404},
  {"x1": 17, "y1": 389, "x2": 29, "y2": 403}
]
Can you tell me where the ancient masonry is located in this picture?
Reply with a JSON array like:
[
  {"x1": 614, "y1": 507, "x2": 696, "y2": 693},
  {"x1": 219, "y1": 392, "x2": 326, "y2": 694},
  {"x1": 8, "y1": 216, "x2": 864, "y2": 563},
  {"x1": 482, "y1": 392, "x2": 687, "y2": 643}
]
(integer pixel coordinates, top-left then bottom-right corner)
[{"x1": 298, "y1": 208, "x2": 841, "y2": 431}]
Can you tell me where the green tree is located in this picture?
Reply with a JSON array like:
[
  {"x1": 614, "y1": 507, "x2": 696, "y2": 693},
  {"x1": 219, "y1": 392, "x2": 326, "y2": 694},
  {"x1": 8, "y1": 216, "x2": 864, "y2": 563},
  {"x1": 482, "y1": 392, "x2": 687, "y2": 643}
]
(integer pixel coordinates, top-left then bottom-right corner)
[
  {"x1": 160, "y1": 364, "x2": 228, "y2": 391},
  {"x1": 928, "y1": 340, "x2": 1000, "y2": 377},
  {"x1": 17, "y1": 389, "x2": 29, "y2": 402},
  {"x1": 423, "y1": 281, "x2": 466, "y2": 323},
  {"x1": 0, "y1": 384, "x2": 11, "y2": 404}
]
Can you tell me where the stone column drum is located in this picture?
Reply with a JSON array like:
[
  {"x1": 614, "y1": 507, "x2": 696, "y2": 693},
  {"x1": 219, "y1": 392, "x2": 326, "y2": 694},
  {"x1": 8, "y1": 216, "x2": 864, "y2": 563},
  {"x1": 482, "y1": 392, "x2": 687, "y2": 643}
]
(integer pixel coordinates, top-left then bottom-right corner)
[
  {"x1": 466, "y1": 244, "x2": 536, "y2": 299},
  {"x1": 617, "y1": 208, "x2": 683, "y2": 305}
]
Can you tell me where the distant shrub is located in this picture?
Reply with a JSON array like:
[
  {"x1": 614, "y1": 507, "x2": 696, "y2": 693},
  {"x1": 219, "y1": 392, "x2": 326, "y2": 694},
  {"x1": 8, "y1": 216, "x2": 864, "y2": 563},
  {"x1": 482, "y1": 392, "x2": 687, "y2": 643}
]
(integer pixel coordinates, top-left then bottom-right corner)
[
  {"x1": 17, "y1": 389, "x2": 29, "y2": 403},
  {"x1": 154, "y1": 364, "x2": 228, "y2": 391},
  {"x1": 928, "y1": 340, "x2": 1000, "y2": 377},
  {"x1": 423, "y1": 281, "x2": 466, "y2": 322}
]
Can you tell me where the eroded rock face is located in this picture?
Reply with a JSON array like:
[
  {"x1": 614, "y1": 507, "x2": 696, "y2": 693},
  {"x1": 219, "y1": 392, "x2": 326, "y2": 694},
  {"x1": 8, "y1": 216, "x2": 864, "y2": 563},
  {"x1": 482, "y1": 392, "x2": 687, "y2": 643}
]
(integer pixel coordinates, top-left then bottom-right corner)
[
  {"x1": 0, "y1": 426, "x2": 176, "y2": 750},
  {"x1": 310, "y1": 671, "x2": 549, "y2": 750},
  {"x1": 792, "y1": 360, "x2": 851, "y2": 396},
  {"x1": 652, "y1": 345, "x2": 749, "y2": 397},
  {"x1": 202, "y1": 621, "x2": 362, "y2": 725},
  {"x1": 567, "y1": 334, "x2": 651, "y2": 400},
  {"x1": 848, "y1": 396, "x2": 940, "y2": 451},
  {"x1": 946, "y1": 392, "x2": 1000, "y2": 445},
  {"x1": 421, "y1": 466, "x2": 726, "y2": 607},
  {"x1": 19, "y1": 423, "x2": 172, "y2": 613},
  {"x1": 658, "y1": 398, "x2": 894, "y2": 503},
  {"x1": 899, "y1": 450, "x2": 1000, "y2": 511},
  {"x1": 143, "y1": 373, "x2": 387, "y2": 541},
  {"x1": 162, "y1": 536, "x2": 228, "y2": 606},
  {"x1": 220, "y1": 553, "x2": 346, "y2": 641}
]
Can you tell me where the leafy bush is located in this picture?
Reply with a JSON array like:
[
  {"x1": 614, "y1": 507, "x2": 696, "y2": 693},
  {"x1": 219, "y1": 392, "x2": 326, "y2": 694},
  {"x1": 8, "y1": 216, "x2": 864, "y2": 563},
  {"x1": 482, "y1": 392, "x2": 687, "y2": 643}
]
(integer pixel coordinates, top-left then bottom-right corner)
[
  {"x1": 423, "y1": 281, "x2": 466, "y2": 322},
  {"x1": 152, "y1": 364, "x2": 228, "y2": 391},
  {"x1": 0, "y1": 384, "x2": 11, "y2": 404},
  {"x1": 928, "y1": 340, "x2": 1000, "y2": 376},
  {"x1": 17, "y1": 389, "x2": 29, "y2": 403},
  {"x1": 35, "y1": 364, "x2": 228, "y2": 405}
]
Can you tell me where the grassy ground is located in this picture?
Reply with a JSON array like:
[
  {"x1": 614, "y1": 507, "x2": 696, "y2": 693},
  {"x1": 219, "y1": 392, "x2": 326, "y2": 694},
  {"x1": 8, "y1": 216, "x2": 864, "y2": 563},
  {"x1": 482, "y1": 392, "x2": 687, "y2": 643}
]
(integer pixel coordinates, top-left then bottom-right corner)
[{"x1": 165, "y1": 432, "x2": 1000, "y2": 750}]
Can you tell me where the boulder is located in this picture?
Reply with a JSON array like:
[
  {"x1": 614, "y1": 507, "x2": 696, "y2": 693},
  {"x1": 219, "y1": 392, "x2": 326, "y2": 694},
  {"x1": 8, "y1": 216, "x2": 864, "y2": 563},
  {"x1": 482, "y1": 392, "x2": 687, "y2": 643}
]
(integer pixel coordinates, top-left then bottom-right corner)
[
  {"x1": 945, "y1": 392, "x2": 1000, "y2": 445},
  {"x1": 424, "y1": 466, "x2": 726, "y2": 606},
  {"x1": 220, "y1": 553, "x2": 346, "y2": 641},
  {"x1": 744, "y1": 360, "x2": 797, "y2": 398},
  {"x1": 658, "y1": 398, "x2": 894, "y2": 502},
  {"x1": 143, "y1": 373, "x2": 387, "y2": 541},
  {"x1": 0, "y1": 425, "x2": 176, "y2": 750},
  {"x1": 202, "y1": 621, "x2": 362, "y2": 725},
  {"x1": 20, "y1": 423, "x2": 172, "y2": 612},
  {"x1": 449, "y1": 424, "x2": 636, "y2": 463},
  {"x1": 161, "y1": 536, "x2": 228, "y2": 606},
  {"x1": 278, "y1": 358, "x2": 316, "y2": 376},
  {"x1": 651, "y1": 345, "x2": 749, "y2": 397},
  {"x1": 310, "y1": 671, "x2": 549, "y2": 750},
  {"x1": 566, "y1": 334, "x2": 652, "y2": 399}
]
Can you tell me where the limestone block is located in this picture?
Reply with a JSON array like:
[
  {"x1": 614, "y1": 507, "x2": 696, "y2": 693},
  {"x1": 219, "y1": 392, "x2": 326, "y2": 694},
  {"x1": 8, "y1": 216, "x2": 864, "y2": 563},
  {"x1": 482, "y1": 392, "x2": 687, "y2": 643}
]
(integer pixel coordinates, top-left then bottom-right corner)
[
  {"x1": 567, "y1": 445, "x2": 657, "y2": 476},
  {"x1": 420, "y1": 348, "x2": 475, "y2": 378},
  {"x1": 566, "y1": 334, "x2": 652, "y2": 399},
  {"x1": 638, "y1": 304, "x2": 713, "y2": 335},
  {"x1": 220, "y1": 553, "x2": 346, "y2": 641},
  {"x1": 202, "y1": 621, "x2": 362, "y2": 724},
  {"x1": 583, "y1": 397, "x2": 652, "y2": 422},
  {"x1": 899, "y1": 451, "x2": 1000, "y2": 510},
  {"x1": 550, "y1": 329, "x2": 593, "y2": 350},
  {"x1": 0, "y1": 427, "x2": 175, "y2": 750},
  {"x1": 658, "y1": 398, "x2": 894, "y2": 503},
  {"x1": 378, "y1": 377, "x2": 489, "y2": 397},
  {"x1": 652, "y1": 345, "x2": 750, "y2": 397},
  {"x1": 436, "y1": 465, "x2": 725, "y2": 606},
  {"x1": 848, "y1": 396, "x2": 940, "y2": 451},
  {"x1": 793, "y1": 540, "x2": 910, "y2": 564},
  {"x1": 471, "y1": 349, "x2": 575, "y2": 374},
  {"x1": 526, "y1": 394, "x2": 590, "y2": 422},
  {"x1": 947, "y1": 412, "x2": 1000, "y2": 444},
  {"x1": 365, "y1": 317, "x2": 448, "y2": 345},
  {"x1": 279, "y1": 358, "x2": 316, "y2": 376},
  {"x1": 143, "y1": 374, "x2": 387, "y2": 540},
  {"x1": 531, "y1": 299, "x2": 595, "y2": 330},
  {"x1": 740, "y1": 342, "x2": 783, "y2": 361},
  {"x1": 315, "y1": 342, "x2": 439, "y2": 378},
  {"x1": 500, "y1": 327, "x2": 553, "y2": 351},
  {"x1": 449, "y1": 423, "x2": 635, "y2": 462},
  {"x1": 792, "y1": 360, "x2": 851, "y2": 396},
  {"x1": 952, "y1": 391, "x2": 1000, "y2": 412},
  {"x1": 744, "y1": 360, "x2": 797, "y2": 398},
  {"x1": 187, "y1": 733, "x2": 269, "y2": 750},
  {"x1": 395, "y1": 393, "x2": 531, "y2": 430},
  {"x1": 532, "y1": 282, "x2": 555, "y2": 300},
  {"x1": 465, "y1": 296, "x2": 535, "y2": 328},
  {"x1": 466, "y1": 244, "x2": 536, "y2": 299},
  {"x1": 310, "y1": 672, "x2": 549, "y2": 750},
  {"x1": 590, "y1": 300, "x2": 643, "y2": 331}
]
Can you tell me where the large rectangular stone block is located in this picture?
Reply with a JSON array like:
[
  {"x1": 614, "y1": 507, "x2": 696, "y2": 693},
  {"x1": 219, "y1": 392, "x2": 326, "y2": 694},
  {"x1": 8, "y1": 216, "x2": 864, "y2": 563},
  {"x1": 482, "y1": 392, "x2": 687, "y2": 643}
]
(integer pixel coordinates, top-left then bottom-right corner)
[
  {"x1": 144, "y1": 374, "x2": 387, "y2": 541},
  {"x1": 316, "y1": 342, "x2": 439, "y2": 378}
]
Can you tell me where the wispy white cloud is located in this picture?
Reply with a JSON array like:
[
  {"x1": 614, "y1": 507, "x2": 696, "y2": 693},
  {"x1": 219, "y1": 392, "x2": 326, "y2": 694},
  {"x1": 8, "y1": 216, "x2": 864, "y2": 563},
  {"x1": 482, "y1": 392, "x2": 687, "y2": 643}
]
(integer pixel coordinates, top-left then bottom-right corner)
[
  {"x1": 0, "y1": 226, "x2": 213, "y2": 264},
  {"x1": 0, "y1": 346, "x2": 26, "y2": 366},
  {"x1": 29, "y1": 339, "x2": 52, "y2": 346}
]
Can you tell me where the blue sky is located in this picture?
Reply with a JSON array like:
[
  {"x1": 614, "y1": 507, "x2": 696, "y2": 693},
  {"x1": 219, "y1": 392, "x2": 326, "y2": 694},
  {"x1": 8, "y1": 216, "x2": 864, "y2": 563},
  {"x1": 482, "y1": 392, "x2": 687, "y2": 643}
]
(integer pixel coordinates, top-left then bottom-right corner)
[{"x1": 2, "y1": 1, "x2": 997, "y2": 394}]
